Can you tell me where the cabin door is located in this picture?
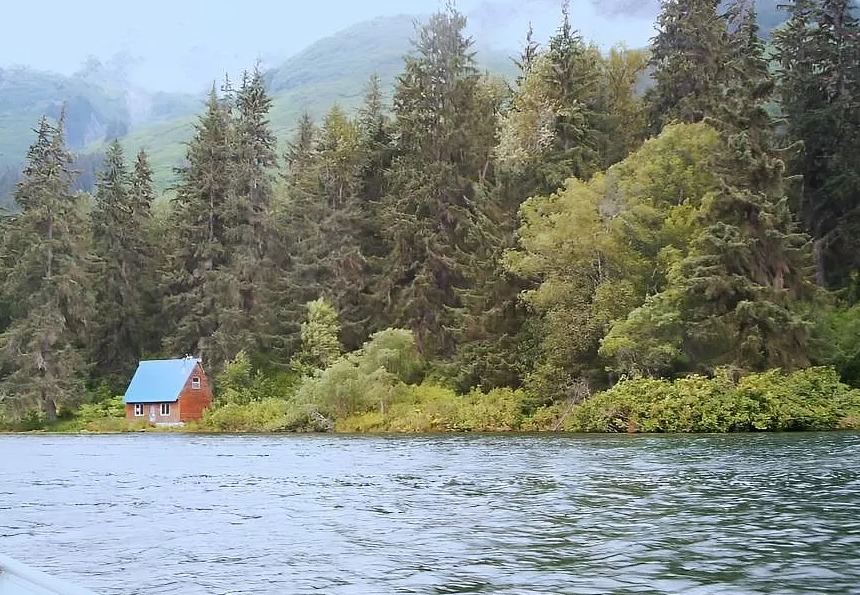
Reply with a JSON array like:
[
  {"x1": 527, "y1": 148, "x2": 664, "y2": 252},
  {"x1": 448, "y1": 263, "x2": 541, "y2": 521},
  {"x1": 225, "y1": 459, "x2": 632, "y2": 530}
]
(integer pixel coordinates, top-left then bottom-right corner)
[{"x1": 149, "y1": 405, "x2": 156, "y2": 423}]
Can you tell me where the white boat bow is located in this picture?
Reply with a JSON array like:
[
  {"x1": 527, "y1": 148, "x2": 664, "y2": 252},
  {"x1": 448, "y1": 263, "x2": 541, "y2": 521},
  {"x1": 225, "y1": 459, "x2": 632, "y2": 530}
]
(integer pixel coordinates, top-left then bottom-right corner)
[{"x1": 0, "y1": 554, "x2": 97, "y2": 595}]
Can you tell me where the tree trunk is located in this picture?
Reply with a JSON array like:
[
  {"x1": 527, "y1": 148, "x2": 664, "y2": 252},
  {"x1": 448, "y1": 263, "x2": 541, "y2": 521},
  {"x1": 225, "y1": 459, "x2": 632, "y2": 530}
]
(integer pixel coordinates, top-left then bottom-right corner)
[
  {"x1": 46, "y1": 211, "x2": 53, "y2": 279},
  {"x1": 813, "y1": 237, "x2": 827, "y2": 286},
  {"x1": 42, "y1": 390, "x2": 57, "y2": 424}
]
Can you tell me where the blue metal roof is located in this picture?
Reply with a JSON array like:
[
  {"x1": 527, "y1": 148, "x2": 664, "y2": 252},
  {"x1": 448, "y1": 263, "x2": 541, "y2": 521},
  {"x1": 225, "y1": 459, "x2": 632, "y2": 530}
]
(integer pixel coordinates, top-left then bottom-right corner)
[{"x1": 124, "y1": 358, "x2": 201, "y2": 404}]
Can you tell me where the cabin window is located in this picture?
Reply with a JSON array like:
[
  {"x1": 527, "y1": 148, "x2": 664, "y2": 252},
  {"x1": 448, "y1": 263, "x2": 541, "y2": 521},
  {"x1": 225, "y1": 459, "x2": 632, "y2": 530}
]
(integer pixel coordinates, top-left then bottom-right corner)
[
  {"x1": 160, "y1": 403, "x2": 170, "y2": 416},
  {"x1": 134, "y1": 404, "x2": 144, "y2": 417},
  {"x1": 191, "y1": 377, "x2": 201, "y2": 389}
]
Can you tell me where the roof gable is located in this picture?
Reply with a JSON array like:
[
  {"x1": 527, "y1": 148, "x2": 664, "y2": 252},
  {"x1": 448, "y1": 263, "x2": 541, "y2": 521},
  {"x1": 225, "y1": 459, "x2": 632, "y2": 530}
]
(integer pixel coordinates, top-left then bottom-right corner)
[{"x1": 124, "y1": 358, "x2": 202, "y2": 404}]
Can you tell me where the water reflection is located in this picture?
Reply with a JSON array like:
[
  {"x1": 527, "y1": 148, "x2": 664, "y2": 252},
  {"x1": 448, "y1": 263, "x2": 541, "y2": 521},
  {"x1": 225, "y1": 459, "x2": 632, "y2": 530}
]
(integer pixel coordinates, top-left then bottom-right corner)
[{"x1": 1, "y1": 433, "x2": 859, "y2": 594}]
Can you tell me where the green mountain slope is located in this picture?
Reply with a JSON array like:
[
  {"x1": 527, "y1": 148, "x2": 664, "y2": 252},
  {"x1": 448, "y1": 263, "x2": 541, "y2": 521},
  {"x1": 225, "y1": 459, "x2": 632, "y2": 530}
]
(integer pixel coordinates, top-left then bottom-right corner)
[{"x1": 0, "y1": 66, "x2": 200, "y2": 208}]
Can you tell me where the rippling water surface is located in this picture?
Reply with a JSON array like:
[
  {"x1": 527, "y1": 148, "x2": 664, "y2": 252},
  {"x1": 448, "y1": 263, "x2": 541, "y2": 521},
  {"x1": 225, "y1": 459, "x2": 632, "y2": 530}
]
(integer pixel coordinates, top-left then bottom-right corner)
[{"x1": 2, "y1": 433, "x2": 860, "y2": 594}]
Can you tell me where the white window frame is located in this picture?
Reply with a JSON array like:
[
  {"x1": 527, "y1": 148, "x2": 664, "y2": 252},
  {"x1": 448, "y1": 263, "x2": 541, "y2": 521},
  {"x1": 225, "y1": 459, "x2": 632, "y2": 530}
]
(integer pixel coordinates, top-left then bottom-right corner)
[
  {"x1": 191, "y1": 376, "x2": 201, "y2": 389},
  {"x1": 160, "y1": 403, "x2": 171, "y2": 416},
  {"x1": 134, "y1": 403, "x2": 144, "y2": 417}
]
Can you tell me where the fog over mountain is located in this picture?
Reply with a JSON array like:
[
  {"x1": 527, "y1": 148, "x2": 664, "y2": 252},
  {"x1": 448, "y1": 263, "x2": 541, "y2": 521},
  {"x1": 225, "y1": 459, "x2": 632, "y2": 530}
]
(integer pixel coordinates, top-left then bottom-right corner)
[{"x1": 1, "y1": 0, "x2": 659, "y2": 92}]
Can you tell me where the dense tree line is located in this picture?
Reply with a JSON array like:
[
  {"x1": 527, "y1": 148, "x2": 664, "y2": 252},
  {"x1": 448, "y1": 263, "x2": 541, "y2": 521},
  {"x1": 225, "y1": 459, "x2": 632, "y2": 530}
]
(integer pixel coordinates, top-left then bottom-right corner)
[{"x1": 1, "y1": 0, "x2": 859, "y2": 423}]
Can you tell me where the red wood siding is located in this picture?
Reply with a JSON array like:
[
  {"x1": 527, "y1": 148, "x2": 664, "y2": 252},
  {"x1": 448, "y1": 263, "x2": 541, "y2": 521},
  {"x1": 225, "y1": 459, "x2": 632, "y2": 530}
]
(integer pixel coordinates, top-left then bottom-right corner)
[
  {"x1": 178, "y1": 363, "x2": 213, "y2": 422},
  {"x1": 125, "y1": 403, "x2": 144, "y2": 422}
]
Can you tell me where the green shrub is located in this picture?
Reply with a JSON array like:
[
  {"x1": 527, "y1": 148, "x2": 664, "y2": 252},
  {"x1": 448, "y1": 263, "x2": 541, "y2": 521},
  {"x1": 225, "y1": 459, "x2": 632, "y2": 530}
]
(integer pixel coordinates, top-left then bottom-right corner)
[
  {"x1": 567, "y1": 367, "x2": 860, "y2": 433},
  {"x1": 77, "y1": 395, "x2": 125, "y2": 423},
  {"x1": 453, "y1": 387, "x2": 528, "y2": 431},
  {"x1": 215, "y1": 351, "x2": 297, "y2": 405},
  {"x1": 733, "y1": 367, "x2": 855, "y2": 431},
  {"x1": 295, "y1": 359, "x2": 398, "y2": 418},
  {"x1": 359, "y1": 328, "x2": 424, "y2": 384},
  {"x1": 83, "y1": 417, "x2": 142, "y2": 432},
  {"x1": 293, "y1": 328, "x2": 423, "y2": 418},
  {"x1": 13, "y1": 410, "x2": 46, "y2": 431},
  {"x1": 200, "y1": 398, "x2": 331, "y2": 433},
  {"x1": 336, "y1": 384, "x2": 533, "y2": 433}
]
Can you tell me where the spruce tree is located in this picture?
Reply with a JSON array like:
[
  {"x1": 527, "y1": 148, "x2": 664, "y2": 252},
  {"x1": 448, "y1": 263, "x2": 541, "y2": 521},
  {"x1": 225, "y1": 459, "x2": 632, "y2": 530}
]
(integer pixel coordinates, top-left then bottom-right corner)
[
  {"x1": 129, "y1": 149, "x2": 162, "y2": 358},
  {"x1": 597, "y1": 45, "x2": 649, "y2": 167},
  {"x1": 496, "y1": 5, "x2": 607, "y2": 194},
  {"x1": 211, "y1": 68, "x2": 278, "y2": 363},
  {"x1": 0, "y1": 116, "x2": 92, "y2": 421},
  {"x1": 356, "y1": 74, "x2": 393, "y2": 244},
  {"x1": 352, "y1": 76, "x2": 396, "y2": 347},
  {"x1": 315, "y1": 106, "x2": 371, "y2": 349},
  {"x1": 683, "y1": 19, "x2": 815, "y2": 372},
  {"x1": 277, "y1": 105, "x2": 375, "y2": 352},
  {"x1": 90, "y1": 141, "x2": 156, "y2": 385},
  {"x1": 646, "y1": 0, "x2": 732, "y2": 132},
  {"x1": 541, "y1": 3, "x2": 604, "y2": 185},
  {"x1": 380, "y1": 7, "x2": 497, "y2": 355},
  {"x1": 774, "y1": 0, "x2": 860, "y2": 287},
  {"x1": 163, "y1": 87, "x2": 233, "y2": 362},
  {"x1": 267, "y1": 115, "x2": 321, "y2": 360},
  {"x1": 284, "y1": 112, "x2": 317, "y2": 182}
]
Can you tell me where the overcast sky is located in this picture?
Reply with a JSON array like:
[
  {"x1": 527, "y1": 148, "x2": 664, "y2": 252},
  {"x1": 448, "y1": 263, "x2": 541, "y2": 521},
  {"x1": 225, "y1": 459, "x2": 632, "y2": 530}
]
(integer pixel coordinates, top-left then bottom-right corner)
[{"x1": 1, "y1": 0, "x2": 659, "y2": 92}]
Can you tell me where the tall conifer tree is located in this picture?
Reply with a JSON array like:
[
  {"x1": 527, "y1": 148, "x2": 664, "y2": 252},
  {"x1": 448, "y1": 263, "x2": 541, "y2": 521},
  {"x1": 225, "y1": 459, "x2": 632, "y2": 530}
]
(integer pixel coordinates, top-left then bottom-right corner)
[
  {"x1": 164, "y1": 88, "x2": 233, "y2": 362},
  {"x1": 775, "y1": 0, "x2": 860, "y2": 286},
  {"x1": 90, "y1": 141, "x2": 156, "y2": 384},
  {"x1": 647, "y1": 0, "x2": 731, "y2": 131},
  {"x1": 211, "y1": 68, "x2": 278, "y2": 362},
  {"x1": 380, "y1": 6, "x2": 497, "y2": 354},
  {"x1": 0, "y1": 116, "x2": 91, "y2": 421}
]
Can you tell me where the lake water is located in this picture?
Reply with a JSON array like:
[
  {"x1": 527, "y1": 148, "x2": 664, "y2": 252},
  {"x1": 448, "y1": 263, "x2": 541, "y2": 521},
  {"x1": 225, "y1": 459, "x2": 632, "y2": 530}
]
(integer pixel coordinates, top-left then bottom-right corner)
[{"x1": 1, "y1": 433, "x2": 859, "y2": 594}]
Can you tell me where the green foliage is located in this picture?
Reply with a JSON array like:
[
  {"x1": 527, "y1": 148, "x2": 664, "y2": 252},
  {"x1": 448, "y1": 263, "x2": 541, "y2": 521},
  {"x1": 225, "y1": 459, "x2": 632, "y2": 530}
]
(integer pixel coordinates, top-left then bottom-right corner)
[
  {"x1": 291, "y1": 298, "x2": 343, "y2": 376},
  {"x1": 600, "y1": 114, "x2": 818, "y2": 376},
  {"x1": 215, "y1": 350, "x2": 257, "y2": 405},
  {"x1": 0, "y1": 116, "x2": 92, "y2": 422},
  {"x1": 774, "y1": 0, "x2": 860, "y2": 287},
  {"x1": 77, "y1": 395, "x2": 125, "y2": 423},
  {"x1": 818, "y1": 301, "x2": 860, "y2": 387},
  {"x1": 1, "y1": 6, "x2": 857, "y2": 433},
  {"x1": 201, "y1": 399, "x2": 331, "y2": 433},
  {"x1": 568, "y1": 367, "x2": 860, "y2": 433},
  {"x1": 508, "y1": 123, "x2": 723, "y2": 393},
  {"x1": 337, "y1": 384, "x2": 535, "y2": 433},
  {"x1": 293, "y1": 327, "x2": 421, "y2": 418}
]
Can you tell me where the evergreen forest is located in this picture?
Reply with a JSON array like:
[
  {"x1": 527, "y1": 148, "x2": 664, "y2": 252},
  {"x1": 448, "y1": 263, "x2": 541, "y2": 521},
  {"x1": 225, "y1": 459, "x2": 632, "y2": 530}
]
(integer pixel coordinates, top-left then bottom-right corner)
[{"x1": 2, "y1": 0, "x2": 860, "y2": 433}]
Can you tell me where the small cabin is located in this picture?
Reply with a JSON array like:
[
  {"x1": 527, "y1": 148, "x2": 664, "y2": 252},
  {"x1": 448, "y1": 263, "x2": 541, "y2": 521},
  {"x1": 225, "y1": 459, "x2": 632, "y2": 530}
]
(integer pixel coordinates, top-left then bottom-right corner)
[{"x1": 123, "y1": 357, "x2": 213, "y2": 426}]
